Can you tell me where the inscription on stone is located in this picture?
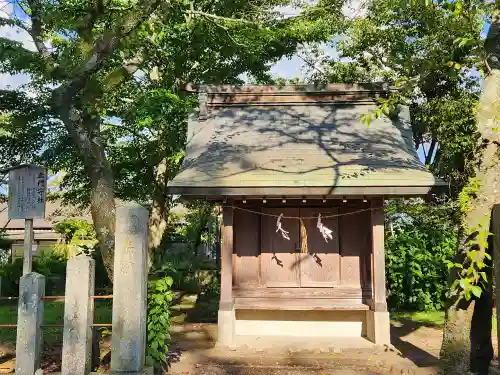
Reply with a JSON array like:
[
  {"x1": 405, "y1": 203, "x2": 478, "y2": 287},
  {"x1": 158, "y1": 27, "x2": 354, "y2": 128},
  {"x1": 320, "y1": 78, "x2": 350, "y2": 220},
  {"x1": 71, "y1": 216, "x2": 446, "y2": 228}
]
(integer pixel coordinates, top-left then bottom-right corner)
[
  {"x1": 111, "y1": 203, "x2": 148, "y2": 373},
  {"x1": 8, "y1": 166, "x2": 47, "y2": 220},
  {"x1": 127, "y1": 214, "x2": 139, "y2": 234}
]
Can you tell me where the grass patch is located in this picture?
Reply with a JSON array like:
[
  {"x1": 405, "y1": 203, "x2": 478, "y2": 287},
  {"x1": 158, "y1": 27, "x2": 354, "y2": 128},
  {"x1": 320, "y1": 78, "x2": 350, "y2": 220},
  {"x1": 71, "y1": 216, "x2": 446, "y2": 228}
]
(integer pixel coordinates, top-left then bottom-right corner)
[
  {"x1": 0, "y1": 300, "x2": 113, "y2": 346},
  {"x1": 391, "y1": 310, "x2": 497, "y2": 331},
  {"x1": 0, "y1": 288, "x2": 219, "y2": 346},
  {"x1": 391, "y1": 311, "x2": 446, "y2": 328}
]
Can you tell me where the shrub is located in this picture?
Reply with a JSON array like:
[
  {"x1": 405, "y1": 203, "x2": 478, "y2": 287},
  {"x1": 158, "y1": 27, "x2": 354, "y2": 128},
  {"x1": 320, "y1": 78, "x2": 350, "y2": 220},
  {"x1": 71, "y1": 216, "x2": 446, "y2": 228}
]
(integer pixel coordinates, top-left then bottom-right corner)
[
  {"x1": 146, "y1": 269, "x2": 173, "y2": 374},
  {"x1": 0, "y1": 258, "x2": 23, "y2": 296},
  {"x1": 0, "y1": 253, "x2": 67, "y2": 296},
  {"x1": 385, "y1": 198, "x2": 458, "y2": 311},
  {"x1": 153, "y1": 245, "x2": 216, "y2": 292},
  {"x1": 0, "y1": 234, "x2": 13, "y2": 264},
  {"x1": 54, "y1": 219, "x2": 96, "y2": 243}
]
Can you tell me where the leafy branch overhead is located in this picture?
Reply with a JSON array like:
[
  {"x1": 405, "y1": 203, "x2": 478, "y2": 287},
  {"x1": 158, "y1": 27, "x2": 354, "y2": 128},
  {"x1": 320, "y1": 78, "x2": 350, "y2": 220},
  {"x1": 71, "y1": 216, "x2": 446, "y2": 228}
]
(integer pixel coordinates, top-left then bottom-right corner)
[{"x1": 0, "y1": 0, "x2": 346, "y2": 280}]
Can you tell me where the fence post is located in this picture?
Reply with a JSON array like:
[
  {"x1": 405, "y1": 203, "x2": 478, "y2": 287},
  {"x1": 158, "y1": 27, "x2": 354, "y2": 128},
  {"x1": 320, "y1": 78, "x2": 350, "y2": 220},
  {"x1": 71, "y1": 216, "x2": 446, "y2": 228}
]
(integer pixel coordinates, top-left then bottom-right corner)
[
  {"x1": 62, "y1": 255, "x2": 95, "y2": 375},
  {"x1": 111, "y1": 202, "x2": 149, "y2": 374},
  {"x1": 15, "y1": 272, "x2": 45, "y2": 375}
]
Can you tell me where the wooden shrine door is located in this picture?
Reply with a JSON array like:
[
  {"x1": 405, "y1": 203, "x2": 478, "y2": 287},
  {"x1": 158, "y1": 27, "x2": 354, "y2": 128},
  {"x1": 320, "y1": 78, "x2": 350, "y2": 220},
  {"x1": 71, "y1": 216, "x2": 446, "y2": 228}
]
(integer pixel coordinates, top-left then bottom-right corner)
[
  {"x1": 299, "y1": 208, "x2": 340, "y2": 287},
  {"x1": 260, "y1": 207, "x2": 340, "y2": 288},
  {"x1": 261, "y1": 207, "x2": 300, "y2": 287}
]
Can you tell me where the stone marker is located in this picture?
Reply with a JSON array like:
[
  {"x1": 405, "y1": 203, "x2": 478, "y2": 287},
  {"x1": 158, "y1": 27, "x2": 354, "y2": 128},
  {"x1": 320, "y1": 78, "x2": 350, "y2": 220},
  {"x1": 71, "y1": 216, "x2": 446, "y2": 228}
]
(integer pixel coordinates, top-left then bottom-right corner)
[
  {"x1": 111, "y1": 202, "x2": 149, "y2": 373},
  {"x1": 62, "y1": 255, "x2": 95, "y2": 375},
  {"x1": 15, "y1": 272, "x2": 45, "y2": 375}
]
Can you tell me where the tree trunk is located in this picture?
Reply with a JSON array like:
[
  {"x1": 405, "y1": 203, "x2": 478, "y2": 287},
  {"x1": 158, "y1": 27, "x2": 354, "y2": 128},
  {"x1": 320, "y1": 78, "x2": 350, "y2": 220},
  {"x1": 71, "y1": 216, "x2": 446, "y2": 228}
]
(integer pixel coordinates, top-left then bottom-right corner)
[
  {"x1": 54, "y1": 101, "x2": 117, "y2": 281},
  {"x1": 148, "y1": 157, "x2": 171, "y2": 267},
  {"x1": 440, "y1": 14, "x2": 500, "y2": 374},
  {"x1": 440, "y1": 299, "x2": 474, "y2": 374},
  {"x1": 494, "y1": 204, "x2": 500, "y2": 369},
  {"x1": 192, "y1": 206, "x2": 211, "y2": 255},
  {"x1": 88, "y1": 160, "x2": 115, "y2": 282},
  {"x1": 470, "y1": 279, "x2": 493, "y2": 374}
]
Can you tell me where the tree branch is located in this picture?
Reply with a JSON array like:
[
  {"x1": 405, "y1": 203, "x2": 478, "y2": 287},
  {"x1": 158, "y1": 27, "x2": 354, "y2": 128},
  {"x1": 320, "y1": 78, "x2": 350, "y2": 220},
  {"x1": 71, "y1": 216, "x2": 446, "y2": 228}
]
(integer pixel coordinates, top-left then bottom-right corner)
[
  {"x1": 426, "y1": 137, "x2": 437, "y2": 166},
  {"x1": 77, "y1": 0, "x2": 105, "y2": 42},
  {"x1": 102, "y1": 52, "x2": 144, "y2": 91},
  {"x1": 26, "y1": 0, "x2": 51, "y2": 58},
  {"x1": 53, "y1": 0, "x2": 163, "y2": 102},
  {"x1": 297, "y1": 53, "x2": 327, "y2": 76},
  {"x1": 186, "y1": 10, "x2": 255, "y2": 25},
  {"x1": 196, "y1": 13, "x2": 247, "y2": 47}
]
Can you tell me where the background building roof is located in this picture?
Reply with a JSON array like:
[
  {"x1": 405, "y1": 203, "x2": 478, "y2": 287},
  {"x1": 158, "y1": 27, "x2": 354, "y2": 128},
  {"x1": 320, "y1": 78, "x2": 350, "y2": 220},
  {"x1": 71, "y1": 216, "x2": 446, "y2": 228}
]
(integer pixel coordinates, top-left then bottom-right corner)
[{"x1": 0, "y1": 200, "x2": 91, "y2": 230}]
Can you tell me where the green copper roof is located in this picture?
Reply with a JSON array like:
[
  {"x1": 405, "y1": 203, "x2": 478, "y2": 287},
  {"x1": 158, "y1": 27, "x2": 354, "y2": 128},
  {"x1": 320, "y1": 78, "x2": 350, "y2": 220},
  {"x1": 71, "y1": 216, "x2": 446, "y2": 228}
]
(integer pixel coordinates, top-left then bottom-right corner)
[{"x1": 168, "y1": 86, "x2": 446, "y2": 197}]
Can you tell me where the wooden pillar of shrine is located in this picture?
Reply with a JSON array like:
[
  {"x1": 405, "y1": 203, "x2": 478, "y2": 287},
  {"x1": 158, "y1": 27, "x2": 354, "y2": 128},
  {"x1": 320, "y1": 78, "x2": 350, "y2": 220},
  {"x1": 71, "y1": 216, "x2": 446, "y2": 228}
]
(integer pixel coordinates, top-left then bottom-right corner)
[
  {"x1": 367, "y1": 198, "x2": 390, "y2": 344},
  {"x1": 217, "y1": 205, "x2": 235, "y2": 346}
]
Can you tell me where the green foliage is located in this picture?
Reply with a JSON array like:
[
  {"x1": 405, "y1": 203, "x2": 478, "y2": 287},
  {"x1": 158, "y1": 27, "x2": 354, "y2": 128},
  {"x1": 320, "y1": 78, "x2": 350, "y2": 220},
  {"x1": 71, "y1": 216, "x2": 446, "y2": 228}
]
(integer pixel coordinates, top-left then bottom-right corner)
[
  {"x1": 385, "y1": 199, "x2": 458, "y2": 311},
  {"x1": 412, "y1": 91, "x2": 480, "y2": 194},
  {"x1": 52, "y1": 218, "x2": 110, "y2": 287},
  {"x1": 447, "y1": 219, "x2": 493, "y2": 302},
  {"x1": 0, "y1": 232, "x2": 13, "y2": 264},
  {"x1": 0, "y1": 254, "x2": 67, "y2": 296},
  {"x1": 0, "y1": 0, "x2": 345, "y2": 207},
  {"x1": 305, "y1": 0, "x2": 483, "y2": 196},
  {"x1": 0, "y1": 259, "x2": 23, "y2": 296},
  {"x1": 186, "y1": 276, "x2": 221, "y2": 323},
  {"x1": 458, "y1": 177, "x2": 481, "y2": 214},
  {"x1": 53, "y1": 218, "x2": 98, "y2": 259},
  {"x1": 54, "y1": 218, "x2": 96, "y2": 243},
  {"x1": 146, "y1": 271, "x2": 173, "y2": 372},
  {"x1": 35, "y1": 252, "x2": 67, "y2": 278},
  {"x1": 181, "y1": 200, "x2": 217, "y2": 253},
  {"x1": 154, "y1": 247, "x2": 216, "y2": 293},
  {"x1": 0, "y1": 0, "x2": 345, "y2": 273}
]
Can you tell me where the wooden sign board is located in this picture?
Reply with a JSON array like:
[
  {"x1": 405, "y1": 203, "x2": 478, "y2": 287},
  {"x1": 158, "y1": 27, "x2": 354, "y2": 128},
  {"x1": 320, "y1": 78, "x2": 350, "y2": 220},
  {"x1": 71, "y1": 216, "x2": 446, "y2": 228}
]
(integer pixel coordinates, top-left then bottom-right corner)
[{"x1": 8, "y1": 165, "x2": 47, "y2": 220}]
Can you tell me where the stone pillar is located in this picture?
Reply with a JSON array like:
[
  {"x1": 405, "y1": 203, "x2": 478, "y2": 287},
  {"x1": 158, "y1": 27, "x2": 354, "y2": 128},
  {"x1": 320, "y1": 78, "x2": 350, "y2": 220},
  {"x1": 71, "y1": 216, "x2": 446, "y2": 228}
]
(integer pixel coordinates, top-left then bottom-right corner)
[
  {"x1": 111, "y1": 203, "x2": 149, "y2": 373},
  {"x1": 367, "y1": 198, "x2": 390, "y2": 345},
  {"x1": 15, "y1": 272, "x2": 45, "y2": 375},
  {"x1": 23, "y1": 219, "x2": 34, "y2": 275},
  {"x1": 62, "y1": 255, "x2": 95, "y2": 375},
  {"x1": 217, "y1": 206, "x2": 235, "y2": 346}
]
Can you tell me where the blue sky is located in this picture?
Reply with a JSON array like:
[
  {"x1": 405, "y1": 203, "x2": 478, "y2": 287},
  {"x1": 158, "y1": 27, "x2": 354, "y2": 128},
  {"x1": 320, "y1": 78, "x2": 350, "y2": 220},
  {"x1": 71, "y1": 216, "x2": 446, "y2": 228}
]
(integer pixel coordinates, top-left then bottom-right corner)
[{"x1": 271, "y1": 55, "x2": 305, "y2": 79}]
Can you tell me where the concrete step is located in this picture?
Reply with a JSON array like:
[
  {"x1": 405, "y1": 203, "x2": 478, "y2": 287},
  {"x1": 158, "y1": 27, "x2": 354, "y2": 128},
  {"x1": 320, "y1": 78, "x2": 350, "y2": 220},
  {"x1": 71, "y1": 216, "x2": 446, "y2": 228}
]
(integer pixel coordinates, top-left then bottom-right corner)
[{"x1": 175, "y1": 363, "x2": 379, "y2": 375}]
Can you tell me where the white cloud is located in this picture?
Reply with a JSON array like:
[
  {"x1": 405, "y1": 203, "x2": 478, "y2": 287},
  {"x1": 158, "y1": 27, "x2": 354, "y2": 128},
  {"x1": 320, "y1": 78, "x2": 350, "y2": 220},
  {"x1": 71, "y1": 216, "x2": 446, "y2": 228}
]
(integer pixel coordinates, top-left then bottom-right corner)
[
  {"x1": 0, "y1": 0, "x2": 35, "y2": 90},
  {"x1": 0, "y1": 73, "x2": 31, "y2": 89},
  {"x1": 275, "y1": 5, "x2": 299, "y2": 19}
]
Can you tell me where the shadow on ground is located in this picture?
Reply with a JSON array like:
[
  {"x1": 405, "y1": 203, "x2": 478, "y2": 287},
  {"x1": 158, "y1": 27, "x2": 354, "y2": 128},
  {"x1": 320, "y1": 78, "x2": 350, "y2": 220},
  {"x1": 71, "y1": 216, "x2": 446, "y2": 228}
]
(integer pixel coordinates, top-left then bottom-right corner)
[
  {"x1": 167, "y1": 323, "x2": 439, "y2": 375},
  {"x1": 390, "y1": 318, "x2": 441, "y2": 369},
  {"x1": 171, "y1": 291, "x2": 219, "y2": 325}
]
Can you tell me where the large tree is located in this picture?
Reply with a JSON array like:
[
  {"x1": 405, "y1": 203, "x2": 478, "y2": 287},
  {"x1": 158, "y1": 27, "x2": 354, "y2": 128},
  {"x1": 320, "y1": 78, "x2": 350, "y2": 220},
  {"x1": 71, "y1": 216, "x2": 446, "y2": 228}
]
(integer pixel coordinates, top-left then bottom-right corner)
[{"x1": 0, "y1": 0, "x2": 344, "y2": 279}]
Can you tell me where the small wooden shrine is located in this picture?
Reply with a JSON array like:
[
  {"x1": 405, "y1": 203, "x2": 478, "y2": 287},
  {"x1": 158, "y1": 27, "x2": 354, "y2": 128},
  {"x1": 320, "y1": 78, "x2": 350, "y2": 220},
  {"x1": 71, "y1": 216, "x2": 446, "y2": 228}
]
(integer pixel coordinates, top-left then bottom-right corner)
[{"x1": 167, "y1": 84, "x2": 445, "y2": 346}]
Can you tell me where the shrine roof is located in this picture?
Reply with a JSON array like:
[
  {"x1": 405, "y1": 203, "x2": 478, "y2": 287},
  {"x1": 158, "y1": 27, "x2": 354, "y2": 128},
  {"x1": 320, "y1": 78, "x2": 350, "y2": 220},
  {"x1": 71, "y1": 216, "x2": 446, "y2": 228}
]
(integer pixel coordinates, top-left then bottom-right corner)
[{"x1": 168, "y1": 84, "x2": 446, "y2": 197}]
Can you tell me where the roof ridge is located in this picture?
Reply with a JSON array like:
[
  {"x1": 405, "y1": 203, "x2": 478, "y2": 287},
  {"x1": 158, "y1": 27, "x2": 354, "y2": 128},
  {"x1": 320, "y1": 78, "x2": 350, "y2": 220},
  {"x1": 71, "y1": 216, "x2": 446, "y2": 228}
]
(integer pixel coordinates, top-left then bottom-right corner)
[{"x1": 185, "y1": 83, "x2": 394, "y2": 94}]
